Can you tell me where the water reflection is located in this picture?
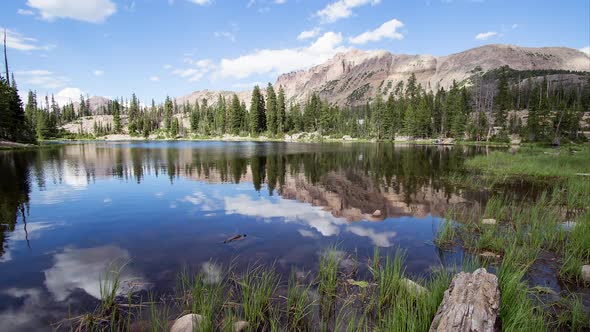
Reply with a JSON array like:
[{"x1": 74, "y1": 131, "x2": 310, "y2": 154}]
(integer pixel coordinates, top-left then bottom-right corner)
[{"x1": 0, "y1": 142, "x2": 488, "y2": 331}]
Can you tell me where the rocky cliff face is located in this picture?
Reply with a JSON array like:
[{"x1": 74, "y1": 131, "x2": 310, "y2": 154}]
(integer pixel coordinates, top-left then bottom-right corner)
[{"x1": 176, "y1": 44, "x2": 590, "y2": 108}]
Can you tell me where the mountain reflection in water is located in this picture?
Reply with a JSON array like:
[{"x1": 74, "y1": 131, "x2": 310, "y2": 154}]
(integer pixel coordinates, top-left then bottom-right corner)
[{"x1": 0, "y1": 141, "x2": 491, "y2": 331}]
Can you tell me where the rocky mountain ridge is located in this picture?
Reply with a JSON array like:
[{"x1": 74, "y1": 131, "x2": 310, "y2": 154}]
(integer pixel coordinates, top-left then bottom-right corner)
[{"x1": 176, "y1": 44, "x2": 589, "y2": 109}]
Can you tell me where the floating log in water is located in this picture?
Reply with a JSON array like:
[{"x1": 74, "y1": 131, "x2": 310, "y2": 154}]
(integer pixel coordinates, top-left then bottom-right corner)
[{"x1": 223, "y1": 234, "x2": 247, "y2": 244}]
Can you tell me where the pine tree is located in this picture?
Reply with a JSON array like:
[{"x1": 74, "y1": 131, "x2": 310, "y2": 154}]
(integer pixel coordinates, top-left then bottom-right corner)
[
  {"x1": 277, "y1": 86, "x2": 286, "y2": 135},
  {"x1": 190, "y1": 99, "x2": 200, "y2": 133},
  {"x1": 171, "y1": 117, "x2": 179, "y2": 137},
  {"x1": 494, "y1": 66, "x2": 511, "y2": 127},
  {"x1": 229, "y1": 94, "x2": 242, "y2": 135},
  {"x1": 113, "y1": 107, "x2": 121, "y2": 133},
  {"x1": 249, "y1": 85, "x2": 266, "y2": 134},
  {"x1": 266, "y1": 83, "x2": 277, "y2": 135},
  {"x1": 164, "y1": 96, "x2": 173, "y2": 133}
]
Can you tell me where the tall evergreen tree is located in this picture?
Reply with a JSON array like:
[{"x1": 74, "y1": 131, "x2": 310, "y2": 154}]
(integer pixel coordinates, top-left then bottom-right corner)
[
  {"x1": 266, "y1": 83, "x2": 277, "y2": 135},
  {"x1": 249, "y1": 85, "x2": 266, "y2": 134},
  {"x1": 164, "y1": 96, "x2": 173, "y2": 133},
  {"x1": 494, "y1": 67, "x2": 511, "y2": 127},
  {"x1": 277, "y1": 86, "x2": 286, "y2": 135},
  {"x1": 229, "y1": 94, "x2": 242, "y2": 135}
]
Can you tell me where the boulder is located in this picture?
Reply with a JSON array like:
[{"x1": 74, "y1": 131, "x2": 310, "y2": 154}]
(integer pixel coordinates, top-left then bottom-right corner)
[
  {"x1": 481, "y1": 218, "x2": 497, "y2": 225},
  {"x1": 429, "y1": 268, "x2": 500, "y2": 332},
  {"x1": 342, "y1": 135, "x2": 353, "y2": 141},
  {"x1": 582, "y1": 265, "x2": 590, "y2": 283},
  {"x1": 372, "y1": 209, "x2": 382, "y2": 217},
  {"x1": 170, "y1": 314, "x2": 203, "y2": 332}
]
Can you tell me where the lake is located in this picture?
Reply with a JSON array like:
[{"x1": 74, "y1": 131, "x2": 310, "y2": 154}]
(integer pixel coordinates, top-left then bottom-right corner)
[{"x1": 0, "y1": 141, "x2": 492, "y2": 331}]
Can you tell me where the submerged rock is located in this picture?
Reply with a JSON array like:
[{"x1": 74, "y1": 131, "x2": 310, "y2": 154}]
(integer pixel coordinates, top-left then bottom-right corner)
[
  {"x1": 479, "y1": 251, "x2": 501, "y2": 259},
  {"x1": 582, "y1": 265, "x2": 590, "y2": 283},
  {"x1": 171, "y1": 314, "x2": 203, "y2": 332},
  {"x1": 481, "y1": 218, "x2": 497, "y2": 225},
  {"x1": 429, "y1": 268, "x2": 500, "y2": 332},
  {"x1": 401, "y1": 278, "x2": 427, "y2": 295},
  {"x1": 233, "y1": 321, "x2": 249, "y2": 332}
]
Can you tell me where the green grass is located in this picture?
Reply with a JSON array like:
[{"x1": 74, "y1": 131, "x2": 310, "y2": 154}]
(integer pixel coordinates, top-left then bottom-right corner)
[
  {"x1": 239, "y1": 265, "x2": 280, "y2": 330},
  {"x1": 497, "y1": 244, "x2": 547, "y2": 332},
  {"x1": 318, "y1": 246, "x2": 340, "y2": 316},
  {"x1": 285, "y1": 270, "x2": 313, "y2": 330},
  {"x1": 434, "y1": 211, "x2": 457, "y2": 248},
  {"x1": 465, "y1": 146, "x2": 590, "y2": 178}
]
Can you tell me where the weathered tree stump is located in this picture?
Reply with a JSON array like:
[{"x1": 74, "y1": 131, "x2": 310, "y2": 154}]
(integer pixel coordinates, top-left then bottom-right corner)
[{"x1": 429, "y1": 268, "x2": 500, "y2": 332}]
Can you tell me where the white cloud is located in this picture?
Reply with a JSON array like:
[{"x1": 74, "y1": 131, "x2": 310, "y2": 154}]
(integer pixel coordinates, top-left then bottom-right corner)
[
  {"x1": 44, "y1": 246, "x2": 145, "y2": 301},
  {"x1": 580, "y1": 46, "x2": 590, "y2": 56},
  {"x1": 275, "y1": 0, "x2": 286, "y2": 4},
  {"x1": 346, "y1": 226, "x2": 396, "y2": 247},
  {"x1": 93, "y1": 69, "x2": 104, "y2": 76},
  {"x1": 475, "y1": 31, "x2": 497, "y2": 40},
  {"x1": 349, "y1": 18, "x2": 404, "y2": 44},
  {"x1": 168, "y1": 58, "x2": 217, "y2": 82},
  {"x1": 1, "y1": 28, "x2": 53, "y2": 51},
  {"x1": 54, "y1": 87, "x2": 84, "y2": 105},
  {"x1": 224, "y1": 194, "x2": 346, "y2": 237},
  {"x1": 187, "y1": 0, "x2": 212, "y2": 5},
  {"x1": 17, "y1": 9, "x2": 34, "y2": 15},
  {"x1": 26, "y1": 0, "x2": 117, "y2": 23},
  {"x1": 316, "y1": 0, "x2": 381, "y2": 24},
  {"x1": 297, "y1": 27, "x2": 321, "y2": 40},
  {"x1": 214, "y1": 31, "x2": 236, "y2": 42},
  {"x1": 15, "y1": 70, "x2": 69, "y2": 89},
  {"x1": 217, "y1": 31, "x2": 348, "y2": 79},
  {"x1": 149, "y1": 75, "x2": 160, "y2": 82}
]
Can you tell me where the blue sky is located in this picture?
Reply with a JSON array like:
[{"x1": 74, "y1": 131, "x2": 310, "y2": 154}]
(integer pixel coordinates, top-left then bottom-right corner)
[{"x1": 2, "y1": 0, "x2": 589, "y2": 105}]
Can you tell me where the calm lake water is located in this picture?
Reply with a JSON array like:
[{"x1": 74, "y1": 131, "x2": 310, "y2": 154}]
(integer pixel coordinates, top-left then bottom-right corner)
[{"x1": 0, "y1": 141, "x2": 492, "y2": 330}]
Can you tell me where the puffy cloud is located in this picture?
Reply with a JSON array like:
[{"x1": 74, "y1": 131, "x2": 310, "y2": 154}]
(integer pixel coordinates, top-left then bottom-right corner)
[
  {"x1": 44, "y1": 245, "x2": 145, "y2": 301},
  {"x1": 54, "y1": 87, "x2": 84, "y2": 105},
  {"x1": 15, "y1": 70, "x2": 69, "y2": 89},
  {"x1": 316, "y1": 0, "x2": 381, "y2": 24},
  {"x1": 17, "y1": 9, "x2": 34, "y2": 15},
  {"x1": 217, "y1": 31, "x2": 348, "y2": 79},
  {"x1": 224, "y1": 194, "x2": 347, "y2": 237},
  {"x1": 297, "y1": 27, "x2": 321, "y2": 40},
  {"x1": 346, "y1": 225, "x2": 397, "y2": 247},
  {"x1": 93, "y1": 69, "x2": 104, "y2": 76},
  {"x1": 475, "y1": 31, "x2": 497, "y2": 40},
  {"x1": 168, "y1": 58, "x2": 216, "y2": 82},
  {"x1": 1, "y1": 28, "x2": 53, "y2": 51},
  {"x1": 349, "y1": 18, "x2": 404, "y2": 44},
  {"x1": 149, "y1": 75, "x2": 160, "y2": 82},
  {"x1": 26, "y1": 0, "x2": 117, "y2": 23},
  {"x1": 214, "y1": 31, "x2": 236, "y2": 42},
  {"x1": 580, "y1": 46, "x2": 590, "y2": 56},
  {"x1": 187, "y1": 0, "x2": 212, "y2": 5}
]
